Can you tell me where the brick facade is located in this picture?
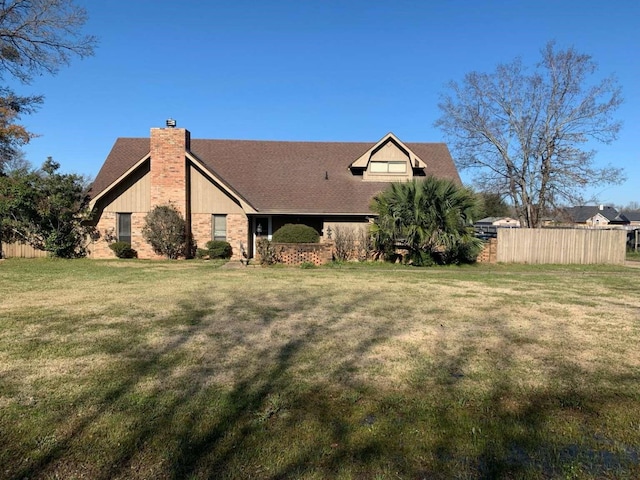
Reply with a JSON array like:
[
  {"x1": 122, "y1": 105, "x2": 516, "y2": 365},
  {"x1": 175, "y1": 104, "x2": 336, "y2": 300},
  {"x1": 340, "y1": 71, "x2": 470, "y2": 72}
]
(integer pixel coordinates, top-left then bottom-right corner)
[
  {"x1": 190, "y1": 212, "x2": 248, "y2": 261},
  {"x1": 91, "y1": 211, "x2": 116, "y2": 258},
  {"x1": 477, "y1": 238, "x2": 497, "y2": 263},
  {"x1": 91, "y1": 139, "x2": 249, "y2": 260},
  {"x1": 258, "y1": 242, "x2": 334, "y2": 266},
  {"x1": 191, "y1": 213, "x2": 211, "y2": 251},
  {"x1": 227, "y1": 213, "x2": 249, "y2": 260},
  {"x1": 91, "y1": 211, "x2": 164, "y2": 259},
  {"x1": 150, "y1": 128, "x2": 189, "y2": 215}
]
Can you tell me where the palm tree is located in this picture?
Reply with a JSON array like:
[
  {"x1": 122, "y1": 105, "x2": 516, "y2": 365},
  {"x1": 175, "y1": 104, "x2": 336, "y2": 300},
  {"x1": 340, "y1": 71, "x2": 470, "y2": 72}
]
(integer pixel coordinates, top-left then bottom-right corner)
[{"x1": 370, "y1": 177, "x2": 483, "y2": 265}]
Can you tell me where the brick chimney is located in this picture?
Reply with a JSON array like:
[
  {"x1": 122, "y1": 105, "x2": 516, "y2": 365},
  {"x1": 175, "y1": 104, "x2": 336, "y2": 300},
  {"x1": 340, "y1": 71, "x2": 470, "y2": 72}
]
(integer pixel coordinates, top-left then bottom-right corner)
[
  {"x1": 149, "y1": 123, "x2": 193, "y2": 256},
  {"x1": 150, "y1": 124, "x2": 190, "y2": 215}
]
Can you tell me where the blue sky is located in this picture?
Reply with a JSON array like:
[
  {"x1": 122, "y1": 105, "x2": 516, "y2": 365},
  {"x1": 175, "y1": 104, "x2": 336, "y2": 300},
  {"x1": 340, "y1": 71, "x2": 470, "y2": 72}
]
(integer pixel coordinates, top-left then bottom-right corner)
[{"x1": 12, "y1": 0, "x2": 640, "y2": 207}]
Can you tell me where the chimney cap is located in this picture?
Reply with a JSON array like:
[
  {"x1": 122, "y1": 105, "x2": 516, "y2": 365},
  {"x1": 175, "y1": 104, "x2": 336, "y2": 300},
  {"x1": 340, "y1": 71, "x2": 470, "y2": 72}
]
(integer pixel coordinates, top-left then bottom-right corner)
[{"x1": 166, "y1": 118, "x2": 177, "y2": 128}]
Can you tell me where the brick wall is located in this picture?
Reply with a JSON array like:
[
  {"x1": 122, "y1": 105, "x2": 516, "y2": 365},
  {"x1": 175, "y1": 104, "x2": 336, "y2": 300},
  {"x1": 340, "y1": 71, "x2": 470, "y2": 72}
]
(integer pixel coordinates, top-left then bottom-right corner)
[
  {"x1": 150, "y1": 127, "x2": 189, "y2": 215},
  {"x1": 227, "y1": 213, "x2": 249, "y2": 260},
  {"x1": 272, "y1": 242, "x2": 333, "y2": 266},
  {"x1": 191, "y1": 213, "x2": 211, "y2": 251},
  {"x1": 90, "y1": 211, "x2": 163, "y2": 259},
  {"x1": 90, "y1": 211, "x2": 116, "y2": 258},
  {"x1": 191, "y1": 212, "x2": 248, "y2": 261},
  {"x1": 477, "y1": 238, "x2": 497, "y2": 263}
]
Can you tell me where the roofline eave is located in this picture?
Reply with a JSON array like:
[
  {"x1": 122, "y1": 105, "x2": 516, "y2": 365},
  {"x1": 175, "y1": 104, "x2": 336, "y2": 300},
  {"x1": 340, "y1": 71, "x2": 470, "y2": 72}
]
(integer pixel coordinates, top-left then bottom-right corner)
[
  {"x1": 186, "y1": 151, "x2": 258, "y2": 214},
  {"x1": 89, "y1": 153, "x2": 150, "y2": 210},
  {"x1": 250, "y1": 211, "x2": 377, "y2": 217}
]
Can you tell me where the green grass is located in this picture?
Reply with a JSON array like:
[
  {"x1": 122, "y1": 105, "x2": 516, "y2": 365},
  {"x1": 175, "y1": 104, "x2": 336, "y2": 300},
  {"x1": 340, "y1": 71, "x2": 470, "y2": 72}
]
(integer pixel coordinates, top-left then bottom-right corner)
[
  {"x1": 627, "y1": 249, "x2": 640, "y2": 262},
  {"x1": 1, "y1": 258, "x2": 640, "y2": 479}
]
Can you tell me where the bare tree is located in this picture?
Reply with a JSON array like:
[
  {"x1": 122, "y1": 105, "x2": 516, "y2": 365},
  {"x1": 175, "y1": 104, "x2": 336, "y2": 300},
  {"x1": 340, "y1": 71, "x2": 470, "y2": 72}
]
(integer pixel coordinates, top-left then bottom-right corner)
[
  {"x1": 436, "y1": 42, "x2": 623, "y2": 228},
  {"x1": 0, "y1": 0, "x2": 95, "y2": 172},
  {"x1": 0, "y1": 0, "x2": 96, "y2": 83},
  {"x1": 1, "y1": 146, "x2": 30, "y2": 172},
  {"x1": 617, "y1": 201, "x2": 640, "y2": 213}
]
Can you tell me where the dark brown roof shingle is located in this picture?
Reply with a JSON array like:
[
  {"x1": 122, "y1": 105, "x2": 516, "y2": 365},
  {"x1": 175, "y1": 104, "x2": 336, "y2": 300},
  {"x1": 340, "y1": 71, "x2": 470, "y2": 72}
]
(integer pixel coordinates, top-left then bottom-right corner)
[{"x1": 91, "y1": 137, "x2": 460, "y2": 214}]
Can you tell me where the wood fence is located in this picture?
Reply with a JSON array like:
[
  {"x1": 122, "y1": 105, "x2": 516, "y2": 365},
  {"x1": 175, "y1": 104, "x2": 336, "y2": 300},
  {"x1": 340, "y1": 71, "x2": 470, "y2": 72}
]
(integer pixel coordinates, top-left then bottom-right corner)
[
  {"x1": 497, "y1": 228, "x2": 626, "y2": 264},
  {"x1": 1, "y1": 242, "x2": 48, "y2": 258}
]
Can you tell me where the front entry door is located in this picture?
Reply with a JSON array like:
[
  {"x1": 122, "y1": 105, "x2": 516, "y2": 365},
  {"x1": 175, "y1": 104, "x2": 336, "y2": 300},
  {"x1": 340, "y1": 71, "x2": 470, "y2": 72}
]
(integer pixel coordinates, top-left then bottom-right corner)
[{"x1": 253, "y1": 216, "x2": 272, "y2": 256}]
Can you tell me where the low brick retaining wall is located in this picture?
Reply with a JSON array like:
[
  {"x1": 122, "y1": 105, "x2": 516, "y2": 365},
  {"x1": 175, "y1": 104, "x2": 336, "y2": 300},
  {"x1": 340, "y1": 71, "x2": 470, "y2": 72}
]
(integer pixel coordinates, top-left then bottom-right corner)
[
  {"x1": 273, "y1": 242, "x2": 333, "y2": 266},
  {"x1": 477, "y1": 238, "x2": 497, "y2": 263}
]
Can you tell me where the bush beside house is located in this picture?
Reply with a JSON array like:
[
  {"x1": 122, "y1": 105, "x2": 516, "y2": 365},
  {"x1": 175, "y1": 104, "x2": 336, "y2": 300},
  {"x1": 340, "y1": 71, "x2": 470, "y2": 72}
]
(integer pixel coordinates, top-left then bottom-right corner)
[
  {"x1": 108, "y1": 241, "x2": 137, "y2": 259},
  {"x1": 142, "y1": 205, "x2": 187, "y2": 259},
  {"x1": 196, "y1": 240, "x2": 233, "y2": 260},
  {"x1": 272, "y1": 224, "x2": 320, "y2": 243}
]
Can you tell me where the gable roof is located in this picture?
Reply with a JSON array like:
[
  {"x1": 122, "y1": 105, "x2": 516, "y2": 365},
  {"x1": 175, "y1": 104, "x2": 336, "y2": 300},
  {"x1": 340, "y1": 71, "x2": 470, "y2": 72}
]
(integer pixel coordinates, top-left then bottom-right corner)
[
  {"x1": 91, "y1": 136, "x2": 461, "y2": 215},
  {"x1": 621, "y1": 211, "x2": 640, "y2": 222},
  {"x1": 565, "y1": 205, "x2": 620, "y2": 223},
  {"x1": 349, "y1": 133, "x2": 425, "y2": 169}
]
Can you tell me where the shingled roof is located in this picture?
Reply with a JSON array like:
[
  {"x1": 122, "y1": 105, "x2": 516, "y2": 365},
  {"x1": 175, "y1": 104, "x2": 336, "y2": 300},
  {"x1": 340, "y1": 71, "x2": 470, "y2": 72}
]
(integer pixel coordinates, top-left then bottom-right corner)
[
  {"x1": 91, "y1": 137, "x2": 461, "y2": 215},
  {"x1": 564, "y1": 205, "x2": 620, "y2": 223},
  {"x1": 620, "y1": 211, "x2": 640, "y2": 222}
]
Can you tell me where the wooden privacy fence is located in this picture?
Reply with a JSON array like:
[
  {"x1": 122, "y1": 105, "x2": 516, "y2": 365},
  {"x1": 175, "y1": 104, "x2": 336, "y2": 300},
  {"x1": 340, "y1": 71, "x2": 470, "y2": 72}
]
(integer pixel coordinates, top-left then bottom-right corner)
[
  {"x1": 1, "y1": 242, "x2": 48, "y2": 259},
  {"x1": 497, "y1": 228, "x2": 626, "y2": 265}
]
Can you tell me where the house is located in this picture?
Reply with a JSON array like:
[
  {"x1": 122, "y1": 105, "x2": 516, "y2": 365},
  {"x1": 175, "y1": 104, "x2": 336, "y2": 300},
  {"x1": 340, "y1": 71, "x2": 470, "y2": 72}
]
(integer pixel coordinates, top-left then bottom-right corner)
[
  {"x1": 88, "y1": 122, "x2": 461, "y2": 260},
  {"x1": 620, "y1": 211, "x2": 640, "y2": 227},
  {"x1": 562, "y1": 205, "x2": 625, "y2": 227},
  {"x1": 474, "y1": 217, "x2": 520, "y2": 238},
  {"x1": 619, "y1": 212, "x2": 640, "y2": 250}
]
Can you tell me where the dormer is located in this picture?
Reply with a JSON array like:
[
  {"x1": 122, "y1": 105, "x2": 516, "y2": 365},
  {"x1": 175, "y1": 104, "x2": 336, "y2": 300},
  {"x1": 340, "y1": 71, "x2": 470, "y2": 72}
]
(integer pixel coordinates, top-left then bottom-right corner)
[{"x1": 349, "y1": 133, "x2": 426, "y2": 181}]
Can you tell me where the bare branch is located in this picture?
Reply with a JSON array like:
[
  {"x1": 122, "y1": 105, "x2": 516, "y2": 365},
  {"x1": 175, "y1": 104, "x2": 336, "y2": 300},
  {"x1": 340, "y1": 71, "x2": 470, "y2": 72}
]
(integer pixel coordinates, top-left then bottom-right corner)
[
  {"x1": 435, "y1": 42, "x2": 623, "y2": 227},
  {"x1": 0, "y1": 0, "x2": 96, "y2": 84}
]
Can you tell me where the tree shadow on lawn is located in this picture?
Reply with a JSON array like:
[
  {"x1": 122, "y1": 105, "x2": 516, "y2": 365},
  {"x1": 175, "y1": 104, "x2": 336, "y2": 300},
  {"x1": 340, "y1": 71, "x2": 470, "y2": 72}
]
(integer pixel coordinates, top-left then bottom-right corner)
[
  {"x1": 7, "y1": 287, "x2": 640, "y2": 479},
  {"x1": 7, "y1": 286, "x2": 390, "y2": 479},
  {"x1": 427, "y1": 320, "x2": 640, "y2": 479}
]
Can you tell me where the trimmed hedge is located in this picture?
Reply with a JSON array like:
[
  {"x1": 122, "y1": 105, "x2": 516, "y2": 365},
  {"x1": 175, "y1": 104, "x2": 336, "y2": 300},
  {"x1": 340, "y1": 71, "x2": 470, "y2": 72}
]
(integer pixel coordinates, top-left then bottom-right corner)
[
  {"x1": 204, "y1": 240, "x2": 232, "y2": 259},
  {"x1": 109, "y1": 241, "x2": 137, "y2": 259},
  {"x1": 272, "y1": 224, "x2": 320, "y2": 243}
]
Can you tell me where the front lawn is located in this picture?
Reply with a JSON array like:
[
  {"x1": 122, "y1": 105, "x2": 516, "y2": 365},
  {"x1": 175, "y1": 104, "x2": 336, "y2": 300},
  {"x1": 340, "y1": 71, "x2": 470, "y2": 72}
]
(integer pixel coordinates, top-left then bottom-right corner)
[{"x1": 1, "y1": 259, "x2": 639, "y2": 479}]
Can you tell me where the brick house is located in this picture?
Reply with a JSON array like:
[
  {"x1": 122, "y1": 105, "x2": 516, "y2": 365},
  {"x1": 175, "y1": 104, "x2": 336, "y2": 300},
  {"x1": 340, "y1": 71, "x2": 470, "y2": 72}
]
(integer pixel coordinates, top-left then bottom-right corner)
[{"x1": 88, "y1": 122, "x2": 461, "y2": 259}]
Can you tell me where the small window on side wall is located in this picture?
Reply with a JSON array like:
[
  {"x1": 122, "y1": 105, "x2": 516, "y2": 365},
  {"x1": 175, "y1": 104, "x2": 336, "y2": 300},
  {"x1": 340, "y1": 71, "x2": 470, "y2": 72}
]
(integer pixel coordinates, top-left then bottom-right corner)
[
  {"x1": 212, "y1": 214, "x2": 227, "y2": 241},
  {"x1": 117, "y1": 213, "x2": 132, "y2": 244}
]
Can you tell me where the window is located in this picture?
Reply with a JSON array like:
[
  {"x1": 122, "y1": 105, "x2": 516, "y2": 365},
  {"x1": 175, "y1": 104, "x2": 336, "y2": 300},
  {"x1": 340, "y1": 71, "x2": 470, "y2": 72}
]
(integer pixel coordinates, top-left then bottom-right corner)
[
  {"x1": 117, "y1": 213, "x2": 131, "y2": 244},
  {"x1": 370, "y1": 161, "x2": 407, "y2": 173},
  {"x1": 212, "y1": 214, "x2": 227, "y2": 241}
]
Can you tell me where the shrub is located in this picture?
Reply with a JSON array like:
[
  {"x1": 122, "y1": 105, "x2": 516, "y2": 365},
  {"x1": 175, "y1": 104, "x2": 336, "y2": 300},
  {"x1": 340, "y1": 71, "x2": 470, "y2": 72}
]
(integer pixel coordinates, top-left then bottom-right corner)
[
  {"x1": 272, "y1": 224, "x2": 319, "y2": 243},
  {"x1": 142, "y1": 205, "x2": 186, "y2": 259},
  {"x1": 371, "y1": 177, "x2": 482, "y2": 265},
  {"x1": 356, "y1": 225, "x2": 374, "y2": 261},
  {"x1": 256, "y1": 238, "x2": 281, "y2": 265},
  {"x1": 332, "y1": 225, "x2": 373, "y2": 262},
  {"x1": 332, "y1": 225, "x2": 356, "y2": 261},
  {"x1": 109, "y1": 241, "x2": 137, "y2": 259},
  {"x1": 195, "y1": 248, "x2": 209, "y2": 259},
  {"x1": 205, "y1": 240, "x2": 232, "y2": 259}
]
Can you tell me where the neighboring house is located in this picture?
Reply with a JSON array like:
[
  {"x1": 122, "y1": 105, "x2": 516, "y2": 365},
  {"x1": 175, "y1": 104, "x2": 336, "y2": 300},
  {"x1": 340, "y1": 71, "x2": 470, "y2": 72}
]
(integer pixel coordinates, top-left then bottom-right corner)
[
  {"x1": 474, "y1": 217, "x2": 520, "y2": 238},
  {"x1": 621, "y1": 212, "x2": 640, "y2": 249},
  {"x1": 620, "y1": 211, "x2": 640, "y2": 227},
  {"x1": 562, "y1": 205, "x2": 624, "y2": 227},
  {"x1": 88, "y1": 122, "x2": 461, "y2": 259}
]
